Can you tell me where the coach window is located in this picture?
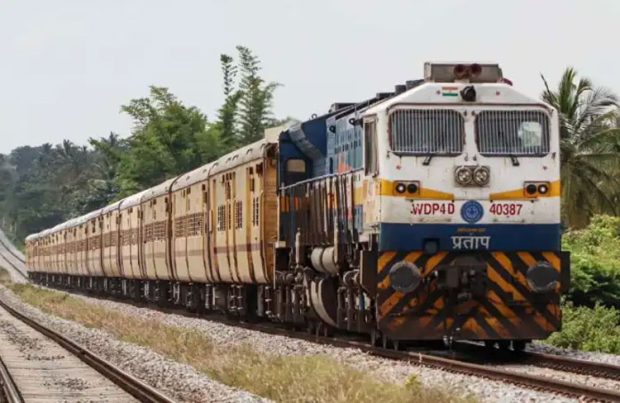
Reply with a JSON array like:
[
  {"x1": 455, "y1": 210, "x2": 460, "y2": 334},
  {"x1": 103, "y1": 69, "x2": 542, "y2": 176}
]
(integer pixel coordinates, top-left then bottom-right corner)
[
  {"x1": 284, "y1": 159, "x2": 307, "y2": 185},
  {"x1": 364, "y1": 119, "x2": 378, "y2": 176}
]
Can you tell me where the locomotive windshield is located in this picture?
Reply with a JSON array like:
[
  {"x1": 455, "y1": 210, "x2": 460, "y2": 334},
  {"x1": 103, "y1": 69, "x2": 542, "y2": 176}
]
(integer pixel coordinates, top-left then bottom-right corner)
[
  {"x1": 389, "y1": 109, "x2": 464, "y2": 155},
  {"x1": 475, "y1": 110, "x2": 550, "y2": 156}
]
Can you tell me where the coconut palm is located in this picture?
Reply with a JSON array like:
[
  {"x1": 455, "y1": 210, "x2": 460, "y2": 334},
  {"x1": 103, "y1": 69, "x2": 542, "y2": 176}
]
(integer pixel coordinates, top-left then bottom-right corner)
[{"x1": 541, "y1": 68, "x2": 620, "y2": 228}]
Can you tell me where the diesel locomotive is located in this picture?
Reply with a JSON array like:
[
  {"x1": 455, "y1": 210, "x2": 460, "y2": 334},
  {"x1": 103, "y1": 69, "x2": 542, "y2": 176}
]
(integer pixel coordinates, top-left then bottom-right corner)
[{"x1": 26, "y1": 62, "x2": 569, "y2": 350}]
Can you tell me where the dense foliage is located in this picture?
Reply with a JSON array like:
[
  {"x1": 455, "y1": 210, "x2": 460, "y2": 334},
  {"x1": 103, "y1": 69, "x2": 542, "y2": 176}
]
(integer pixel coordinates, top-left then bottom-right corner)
[
  {"x1": 546, "y1": 302, "x2": 620, "y2": 354},
  {"x1": 562, "y1": 215, "x2": 620, "y2": 309},
  {"x1": 0, "y1": 46, "x2": 278, "y2": 243}
]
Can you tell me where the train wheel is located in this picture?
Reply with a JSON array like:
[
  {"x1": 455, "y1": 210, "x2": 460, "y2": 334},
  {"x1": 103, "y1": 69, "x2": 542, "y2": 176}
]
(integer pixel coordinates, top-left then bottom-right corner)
[
  {"x1": 498, "y1": 341, "x2": 510, "y2": 350},
  {"x1": 512, "y1": 340, "x2": 527, "y2": 352},
  {"x1": 369, "y1": 328, "x2": 379, "y2": 346}
]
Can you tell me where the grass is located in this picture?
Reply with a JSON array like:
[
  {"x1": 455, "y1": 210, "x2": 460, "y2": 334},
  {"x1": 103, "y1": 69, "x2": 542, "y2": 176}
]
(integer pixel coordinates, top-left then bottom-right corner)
[{"x1": 7, "y1": 283, "x2": 471, "y2": 403}]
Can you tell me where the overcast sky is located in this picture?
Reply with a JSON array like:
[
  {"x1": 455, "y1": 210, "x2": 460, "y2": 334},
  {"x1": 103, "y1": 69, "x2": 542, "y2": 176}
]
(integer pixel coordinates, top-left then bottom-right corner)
[{"x1": 0, "y1": 0, "x2": 618, "y2": 154}]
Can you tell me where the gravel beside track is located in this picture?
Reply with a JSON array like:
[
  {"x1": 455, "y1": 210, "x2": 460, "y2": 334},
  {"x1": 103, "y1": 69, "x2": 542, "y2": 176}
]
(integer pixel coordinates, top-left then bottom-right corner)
[
  {"x1": 59, "y1": 290, "x2": 586, "y2": 402},
  {"x1": 0, "y1": 286, "x2": 266, "y2": 403}
]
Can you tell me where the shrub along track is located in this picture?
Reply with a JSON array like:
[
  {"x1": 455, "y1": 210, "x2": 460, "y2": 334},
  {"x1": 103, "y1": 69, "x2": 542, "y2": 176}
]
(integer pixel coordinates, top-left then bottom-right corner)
[{"x1": 0, "y1": 296, "x2": 174, "y2": 403}]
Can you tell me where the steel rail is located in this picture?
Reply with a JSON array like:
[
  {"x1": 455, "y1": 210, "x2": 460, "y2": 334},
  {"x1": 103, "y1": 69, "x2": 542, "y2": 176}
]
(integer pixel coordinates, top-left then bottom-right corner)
[
  {"x1": 0, "y1": 253, "x2": 28, "y2": 282},
  {"x1": 0, "y1": 236, "x2": 25, "y2": 264},
  {"x1": 0, "y1": 242, "x2": 28, "y2": 281},
  {"x1": 0, "y1": 356, "x2": 23, "y2": 403},
  {"x1": 521, "y1": 350, "x2": 620, "y2": 381},
  {"x1": 0, "y1": 297, "x2": 175, "y2": 403},
  {"x1": 454, "y1": 341, "x2": 620, "y2": 381}
]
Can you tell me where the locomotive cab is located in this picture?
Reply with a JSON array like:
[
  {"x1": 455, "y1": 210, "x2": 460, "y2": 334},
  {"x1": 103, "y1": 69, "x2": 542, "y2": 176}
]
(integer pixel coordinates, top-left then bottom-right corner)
[{"x1": 359, "y1": 62, "x2": 568, "y2": 345}]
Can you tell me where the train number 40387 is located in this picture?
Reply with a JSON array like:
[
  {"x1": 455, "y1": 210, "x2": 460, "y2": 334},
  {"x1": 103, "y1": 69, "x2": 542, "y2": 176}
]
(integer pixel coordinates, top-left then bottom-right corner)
[{"x1": 489, "y1": 203, "x2": 523, "y2": 216}]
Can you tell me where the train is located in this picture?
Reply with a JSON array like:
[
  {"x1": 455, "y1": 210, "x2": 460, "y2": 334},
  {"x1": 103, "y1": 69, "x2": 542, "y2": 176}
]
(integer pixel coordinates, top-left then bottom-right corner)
[{"x1": 25, "y1": 62, "x2": 570, "y2": 350}]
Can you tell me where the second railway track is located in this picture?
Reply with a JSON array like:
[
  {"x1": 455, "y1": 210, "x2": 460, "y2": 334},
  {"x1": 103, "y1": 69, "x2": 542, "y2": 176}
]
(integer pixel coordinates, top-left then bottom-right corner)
[{"x1": 0, "y1": 295, "x2": 174, "y2": 403}]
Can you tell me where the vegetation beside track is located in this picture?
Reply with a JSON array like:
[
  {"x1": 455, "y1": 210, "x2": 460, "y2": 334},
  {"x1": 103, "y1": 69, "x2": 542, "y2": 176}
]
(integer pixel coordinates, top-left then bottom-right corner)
[
  {"x1": 546, "y1": 303, "x2": 620, "y2": 354},
  {"x1": 539, "y1": 215, "x2": 620, "y2": 354},
  {"x1": 562, "y1": 215, "x2": 620, "y2": 309},
  {"x1": 5, "y1": 283, "x2": 472, "y2": 403}
]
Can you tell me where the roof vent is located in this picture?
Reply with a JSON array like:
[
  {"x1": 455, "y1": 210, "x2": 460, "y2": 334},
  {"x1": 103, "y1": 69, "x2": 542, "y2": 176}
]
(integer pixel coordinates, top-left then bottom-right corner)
[{"x1": 394, "y1": 84, "x2": 406, "y2": 94}]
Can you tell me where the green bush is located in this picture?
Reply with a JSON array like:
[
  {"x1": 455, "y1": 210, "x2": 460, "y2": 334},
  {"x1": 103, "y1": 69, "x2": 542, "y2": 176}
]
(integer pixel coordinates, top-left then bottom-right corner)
[
  {"x1": 563, "y1": 215, "x2": 620, "y2": 308},
  {"x1": 546, "y1": 303, "x2": 620, "y2": 354}
]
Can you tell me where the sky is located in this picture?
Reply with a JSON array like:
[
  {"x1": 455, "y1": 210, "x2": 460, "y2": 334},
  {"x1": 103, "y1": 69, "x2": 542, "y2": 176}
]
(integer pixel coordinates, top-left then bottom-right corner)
[{"x1": 0, "y1": 0, "x2": 618, "y2": 154}]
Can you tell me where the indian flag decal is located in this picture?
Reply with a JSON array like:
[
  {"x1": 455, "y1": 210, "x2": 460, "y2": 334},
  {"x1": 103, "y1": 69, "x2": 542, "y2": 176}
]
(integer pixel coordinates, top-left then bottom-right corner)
[{"x1": 441, "y1": 86, "x2": 459, "y2": 97}]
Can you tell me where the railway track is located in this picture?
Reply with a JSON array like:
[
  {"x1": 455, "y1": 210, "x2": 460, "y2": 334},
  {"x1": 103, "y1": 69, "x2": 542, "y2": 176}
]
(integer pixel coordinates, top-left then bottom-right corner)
[
  {"x1": 0, "y1": 234, "x2": 25, "y2": 264},
  {"x1": 0, "y1": 233, "x2": 28, "y2": 282},
  {"x1": 0, "y1": 355, "x2": 20, "y2": 403},
  {"x1": 451, "y1": 341, "x2": 620, "y2": 381},
  {"x1": 0, "y1": 296, "x2": 174, "y2": 403}
]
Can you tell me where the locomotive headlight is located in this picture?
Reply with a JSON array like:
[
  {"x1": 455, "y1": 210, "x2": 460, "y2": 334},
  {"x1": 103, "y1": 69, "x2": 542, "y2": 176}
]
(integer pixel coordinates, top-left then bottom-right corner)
[
  {"x1": 538, "y1": 183, "x2": 549, "y2": 194},
  {"x1": 395, "y1": 183, "x2": 406, "y2": 194},
  {"x1": 473, "y1": 166, "x2": 490, "y2": 186},
  {"x1": 525, "y1": 184, "x2": 538, "y2": 195},
  {"x1": 389, "y1": 261, "x2": 422, "y2": 293},
  {"x1": 455, "y1": 166, "x2": 473, "y2": 186},
  {"x1": 526, "y1": 262, "x2": 559, "y2": 293},
  {"x1": 407, "y1": 182, "x2": 419, "y2": 194}
]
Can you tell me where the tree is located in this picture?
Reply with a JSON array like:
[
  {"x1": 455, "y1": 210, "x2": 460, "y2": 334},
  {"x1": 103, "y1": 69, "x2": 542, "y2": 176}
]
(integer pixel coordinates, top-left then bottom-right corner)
[
  {"x1": 236, "y1": 46, "x2": 280, "y2": 144},
  {"x1": 217, "y1": 54, "x2": 242, "y2": 150},
  {"x1": 541, "y1": 68, "x2": 620, "y2": 228},
  {"x1": 117, "y1": 86, "x2": 210, "y2": 196}
]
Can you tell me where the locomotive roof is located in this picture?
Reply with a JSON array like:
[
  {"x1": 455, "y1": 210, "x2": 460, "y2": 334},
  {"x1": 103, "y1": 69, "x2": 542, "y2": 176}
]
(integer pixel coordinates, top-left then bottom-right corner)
[{"x1": 363, "y1": 80, "x2": 547, "y2": 117}]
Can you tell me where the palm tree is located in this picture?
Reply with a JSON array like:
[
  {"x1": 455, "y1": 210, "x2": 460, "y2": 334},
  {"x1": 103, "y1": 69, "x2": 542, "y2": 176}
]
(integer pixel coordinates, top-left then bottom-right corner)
[{"x1": 541, "y1": 68, "x2": 620, "y2": 228}]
